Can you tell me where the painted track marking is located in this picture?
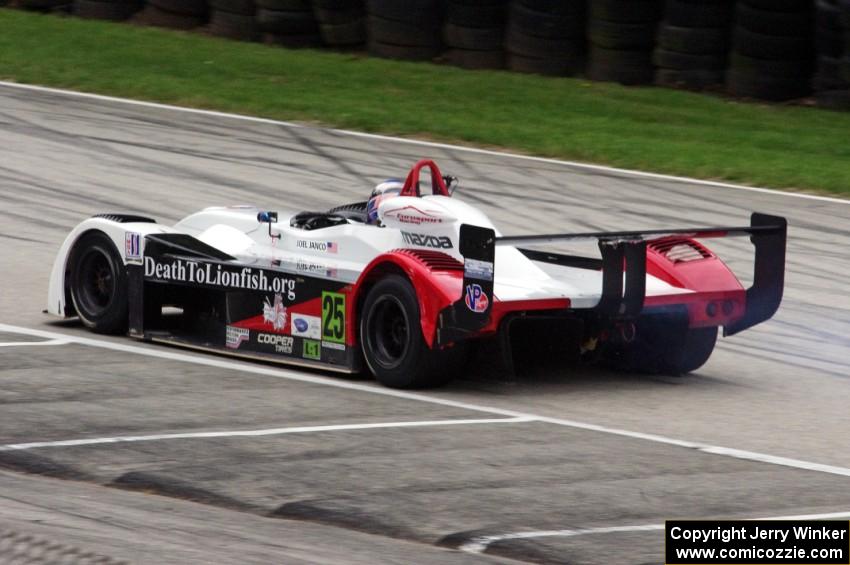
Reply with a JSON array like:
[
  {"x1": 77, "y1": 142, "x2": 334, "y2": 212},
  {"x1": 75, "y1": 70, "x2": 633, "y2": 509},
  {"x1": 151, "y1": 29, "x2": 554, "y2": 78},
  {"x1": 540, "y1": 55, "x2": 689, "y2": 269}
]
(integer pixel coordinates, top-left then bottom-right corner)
[
  {"x1": 0, "y1": 417, "x2": 533, "y2": 451},
  {"x1": 459, "y1": 511, "x2": 850, "y2": 553},
  {"x1": 0, "y1": 81, "x2": 846, "y2": 205},
  {"x1": 3, "y1": 323, "x2": 850, "y2": 482},
  {"x1": 0, "y1": 339, "x2": 69, "y2": 347}
]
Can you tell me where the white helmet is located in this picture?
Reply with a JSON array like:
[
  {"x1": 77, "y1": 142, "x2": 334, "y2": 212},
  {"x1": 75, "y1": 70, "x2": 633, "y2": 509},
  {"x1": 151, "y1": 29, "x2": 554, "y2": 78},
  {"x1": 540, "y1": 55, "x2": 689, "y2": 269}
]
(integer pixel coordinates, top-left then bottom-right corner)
[{"x1": 367, "y1": 179, "x2": 404, "y2": 224}]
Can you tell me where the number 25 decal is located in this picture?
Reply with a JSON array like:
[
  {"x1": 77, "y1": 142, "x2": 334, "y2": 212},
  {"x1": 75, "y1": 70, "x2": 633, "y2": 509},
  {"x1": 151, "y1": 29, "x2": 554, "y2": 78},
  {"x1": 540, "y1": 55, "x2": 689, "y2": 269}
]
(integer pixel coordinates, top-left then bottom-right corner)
[{"x1": 322, "y1": 291, "x2": 345, "y2": 343}]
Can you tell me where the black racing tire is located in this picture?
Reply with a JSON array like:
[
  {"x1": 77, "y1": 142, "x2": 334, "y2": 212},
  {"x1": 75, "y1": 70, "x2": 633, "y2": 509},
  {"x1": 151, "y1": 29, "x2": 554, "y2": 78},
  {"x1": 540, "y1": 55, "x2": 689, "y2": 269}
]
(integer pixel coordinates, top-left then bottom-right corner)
[
  {"x1": 816, "y1": 0, "x2": 842, "y2": 31},
  {"x1": 815, "y1": 27, "x2": 843, "y2": 58},
  {"x1": 734, "y1": 3, "x2": 812, "y2": 37},
  {"x1": 505, "y1": 26, "x2": 582, "y2": 57},
  {"x1": 320, "y1": 19, "x2": 366, "y2": 45},
  {"x1": 655, "y1": 68, "x2": 724, "y2": 89},
  {"x1": 210, "y1": 0, "x2": 253, "y2": 15},
  {"x1": 148, "y1": 0, "x2": 207, "y2": 16},
  {"x1": 69, "y1": 232, "x2": 129, "y2": 335},
  {"x1": 445, "y1": 1, "x2": 504, "y2": 27},
  {"x1": 256, "y1": 8, "x2": 318, "y2": 33},
  {"x1": 653, "y1": 48, "x2": 727, "y2": 70},
  {"x1": 588, "y1": 46, "x2": 654, "y2": 84},
  {"x1": 369, "y1": 15, "x2": 440, "y2": 46},
  {"x1": 74, "y1": 0, "x2": 139, "y2": 20},
  {"x1": 444, "y1": 23, "x2": 504, "y2": 50},
  {"x1": 732, "y1": 27, "x2": 811, "y2": 60},
  {"x1": 445, "y1": 48, "x2": 505, "y2": 69},
  {"x1": 740, "y1": 0, "x2": 811, "y2": 11},
  {"x1": 366, "y1": 0, "x2": 441, "y2": 24},
  {"x1": 656, "y1": 23, "x2": 730, "y2": 55},
  {"x1": 515, "y1": 0, "x2": 584, "y2": 17},
  {"x1": 210, "y1": 10, "x2": 259, "y2": 40},
  {"x1": 813, "y1": 56, "x2": 848, "y2": 91},
  {"x1": 508, "y1": 1, "x2": 584, "y2": 39},
  {"x1": 726, "y1": 68, "x2": 811, "y2": 100},
  {"x1": 360, "y1": 275, "x2": 454, "y2": 389},
  {"x1": 313, "y1": 6, "x2": 363, "y2": 24},
  {"x1": 138, "y1": 4, "x2": 205, "y2": 28},
  {"x1": 368, "y1": 40, "x2": 441, "y2": 60},
  {"x1": 588, "y1": 19, "x2": 658, "y2": 49},
  {"x1": 314, "y1": 0, "x2": 361, "y2": 9},
  {"x1": 506, "y1": 52, "x2": 582, "y2": 75},
  {"x1": 663, "y1": 0, "x2": 733, "y2": 28},
  {"x1": 262, "y1": 32, "x2": 323, "y2": 46},
  {"x1": 815, "y1": 89, "x2": 850, "y2": 111},
  {"x1": 611, "y1": 317, "x2": 717, "y2": 375},
  {"x1": 254, "y1": 0, "x2": 308, "y2": 9},
  {"x1": 589, "y1": 0, "x2": 661, "y2": 23},
  {"x1": 729, "y1": 52, "x2": 812, "y2": 76}
]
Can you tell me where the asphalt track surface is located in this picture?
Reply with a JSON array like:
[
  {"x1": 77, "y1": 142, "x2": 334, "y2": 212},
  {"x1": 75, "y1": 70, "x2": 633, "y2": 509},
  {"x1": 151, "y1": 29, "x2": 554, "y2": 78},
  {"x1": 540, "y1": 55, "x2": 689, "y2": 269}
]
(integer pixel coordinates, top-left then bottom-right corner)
[{"x1": 0, "y1": 83, "x2": 849, "y2": 565}]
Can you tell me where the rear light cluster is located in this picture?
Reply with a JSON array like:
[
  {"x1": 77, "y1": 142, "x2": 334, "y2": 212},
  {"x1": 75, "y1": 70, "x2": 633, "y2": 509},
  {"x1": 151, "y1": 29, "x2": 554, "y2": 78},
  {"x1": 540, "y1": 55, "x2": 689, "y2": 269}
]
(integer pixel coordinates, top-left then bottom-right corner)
[
  {"x1": 706, "y1": 299, "x2": 737, "y2": 318},
  {"x1": 649, "y1": 238, "x2": 712, "y2": 263}
]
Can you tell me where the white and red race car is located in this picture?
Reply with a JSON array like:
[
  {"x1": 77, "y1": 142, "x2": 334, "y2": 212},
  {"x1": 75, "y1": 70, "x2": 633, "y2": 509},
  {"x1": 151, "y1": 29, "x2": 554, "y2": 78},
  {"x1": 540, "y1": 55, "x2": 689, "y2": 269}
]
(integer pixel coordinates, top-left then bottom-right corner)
[{"x1": 47, "y1": 160, "x2": 787, "y2": 388}]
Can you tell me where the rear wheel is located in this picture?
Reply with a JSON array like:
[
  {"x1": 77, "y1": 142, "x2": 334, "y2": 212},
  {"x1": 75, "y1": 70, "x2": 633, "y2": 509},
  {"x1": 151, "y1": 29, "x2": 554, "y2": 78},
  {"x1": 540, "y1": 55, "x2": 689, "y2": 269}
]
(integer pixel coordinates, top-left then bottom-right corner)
[
  {"x1": 360, "y1": 275, "x2": 457, "y2": 388},
  {"x1": 611, "y1": 315, "x2": 718, "y2": 375},
  {"x1": 69, "y1": 232, "x2": 129, "y2": 334}
]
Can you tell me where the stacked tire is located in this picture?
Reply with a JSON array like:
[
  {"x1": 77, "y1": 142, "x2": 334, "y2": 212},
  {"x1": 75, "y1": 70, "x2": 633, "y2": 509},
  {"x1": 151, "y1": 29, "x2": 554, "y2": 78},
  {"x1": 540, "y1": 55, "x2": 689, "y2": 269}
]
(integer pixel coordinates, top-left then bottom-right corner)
[
  {"x1": 209, "y1": 0, "x2": 257, "y2": 40},
  {"x1": 443, "y1": 0, "x2": 506, "y2": 70},
  {"x1": 814, "y1": 0, "x2": 850, "y2": 109},
  {"x1": 504, "y1": 0, "x2": 585, "y2": 76},
  {"x1": 313, "y1": 0, "x2": 367, "y2": 48},
  {"x1": 367, "y1": 0, "x2": 443, "y2": 61},
  {"x1": 726, "y1": 0, "x2": 814, "y2": 100},
  {"x1": 587, "y1": 0, "x2": 663, "y2": 85},
  {"x1": 17, "y1": 0, "x2": 71, "y2": 12},
  {"x1": 257, "y1": 0, "x2": 321, "y2": 47},
  {"x1": 74, "y1": 0, "x2": 140, "y2": 20},
  {"x1": 140, "y1": 0, "x2": 208, "y2": 29},
  {"x1": 653, "y1": 0, "x2": 733, "y2": 90}
]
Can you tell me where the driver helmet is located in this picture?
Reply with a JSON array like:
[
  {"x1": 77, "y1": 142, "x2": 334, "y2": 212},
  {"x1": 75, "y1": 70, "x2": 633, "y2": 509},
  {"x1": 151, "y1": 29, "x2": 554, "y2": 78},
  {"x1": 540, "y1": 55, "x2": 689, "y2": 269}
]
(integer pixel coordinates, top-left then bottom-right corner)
[{"x1": 367, "y1": 179, "x2": 404, "y2": 224}]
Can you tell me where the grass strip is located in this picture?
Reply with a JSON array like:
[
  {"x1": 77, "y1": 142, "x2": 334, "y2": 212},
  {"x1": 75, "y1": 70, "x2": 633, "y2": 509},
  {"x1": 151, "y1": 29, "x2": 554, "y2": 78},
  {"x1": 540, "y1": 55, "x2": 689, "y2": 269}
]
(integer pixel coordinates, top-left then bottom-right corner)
[{"x1": 1, "y1": 8, "x2": 849, "y2": 195}]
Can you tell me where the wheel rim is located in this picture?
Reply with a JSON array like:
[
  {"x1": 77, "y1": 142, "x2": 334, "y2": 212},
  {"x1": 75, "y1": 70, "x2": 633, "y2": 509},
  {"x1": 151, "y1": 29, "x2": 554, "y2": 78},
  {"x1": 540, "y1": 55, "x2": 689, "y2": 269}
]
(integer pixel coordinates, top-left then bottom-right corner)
[
  {"x1": 76, "y1": 247, "x2": 116, "y2": 317},
  {"x1": 367, "y1": 294, "x2": 411, "y2": 370}
]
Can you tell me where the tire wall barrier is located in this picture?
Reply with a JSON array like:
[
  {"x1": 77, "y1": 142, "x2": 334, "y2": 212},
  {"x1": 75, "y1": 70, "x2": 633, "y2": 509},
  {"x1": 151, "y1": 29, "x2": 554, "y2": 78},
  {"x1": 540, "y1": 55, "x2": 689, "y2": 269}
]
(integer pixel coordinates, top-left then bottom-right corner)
[{"x1": 6, "y1": 0, "x2": 847, "y2": 109}]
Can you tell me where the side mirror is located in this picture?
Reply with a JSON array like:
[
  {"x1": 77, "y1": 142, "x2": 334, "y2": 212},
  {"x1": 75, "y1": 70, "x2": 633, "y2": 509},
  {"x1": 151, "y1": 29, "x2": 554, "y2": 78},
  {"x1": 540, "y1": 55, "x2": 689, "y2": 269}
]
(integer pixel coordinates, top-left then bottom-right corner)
[
  {"x1": 257, "y1": 211, "x2": 280, "y2": 240},
  {"x1": 443, "y1": 175, "x2": 460, "y2": 196}
]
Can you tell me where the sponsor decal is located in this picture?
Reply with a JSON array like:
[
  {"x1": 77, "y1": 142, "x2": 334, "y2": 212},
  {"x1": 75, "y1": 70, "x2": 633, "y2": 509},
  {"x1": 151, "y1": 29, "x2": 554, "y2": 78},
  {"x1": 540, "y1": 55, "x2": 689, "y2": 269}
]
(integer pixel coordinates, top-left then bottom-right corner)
[
  {"x1": 295, "y1": 259, "x2": 338, "y2": 279},
  {"x1": 262, "y1": 293, "x2": 288, "y2": 332},
  {"x1": 144, "y1": 257, "x2": 296, "y2": 300},
  {"x1": 225, "y1": 326, "x2": 249, "y2": 349},
  {"x1": 464, "y1": 283, "x2": 489, "y2": 313},
  {"x1": 291, "y1": 314, "x2": 321, "y2": 340},
  {"x1": 303, "y1": 339, "x2": 321, "y2": 360},
  {"x1": 401, "y1": 231, "x2": 453, "y2": 249},
  {"x1": 258, "y1": 332, "x2": 293, "y2": 354},
  {"x1": 464, "y1": 258, "x2": 494, "y2": 281},
  {"x1": 296, "y1": 240, "x2": 339, "y2": 254},
  {"x1": 383, "y1": 205, "x2": 445, "y2": 225},
  {"x1": 125, "y1": 232, "x2": 141, "y2": 262},
  {"x1": 322, "y1": 341, "x2": 345, "y2": 351},
  {"x1": 321, "y1": 291, "x2": 346, "y2": 344}
]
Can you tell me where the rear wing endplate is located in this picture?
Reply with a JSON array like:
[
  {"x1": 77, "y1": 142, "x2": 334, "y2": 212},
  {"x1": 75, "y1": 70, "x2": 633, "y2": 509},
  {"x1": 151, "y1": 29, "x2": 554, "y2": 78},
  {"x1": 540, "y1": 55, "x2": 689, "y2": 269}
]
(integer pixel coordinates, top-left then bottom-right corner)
[{"x1": 436, "y1": 213, "x2": 786, "y2": 345}]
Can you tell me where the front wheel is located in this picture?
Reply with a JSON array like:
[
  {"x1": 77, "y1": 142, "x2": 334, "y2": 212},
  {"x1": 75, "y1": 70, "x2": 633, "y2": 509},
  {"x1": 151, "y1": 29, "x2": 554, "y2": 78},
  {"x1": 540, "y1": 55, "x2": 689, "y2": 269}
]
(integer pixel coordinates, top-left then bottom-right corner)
[
  {"x1": 69, "y1": 231, "x2": 129, "y2": 334},
  {"x1": 360, "y1": 275, "x2": 459, "y2": 389}
]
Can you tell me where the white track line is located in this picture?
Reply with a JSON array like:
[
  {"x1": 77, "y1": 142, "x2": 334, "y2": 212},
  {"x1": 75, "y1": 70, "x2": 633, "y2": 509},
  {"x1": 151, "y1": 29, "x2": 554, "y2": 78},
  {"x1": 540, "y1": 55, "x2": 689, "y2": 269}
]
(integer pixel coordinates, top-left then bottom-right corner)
[
  {"x1": 460, "y1": 511, "x2": 850, "y2": 553},
  {"x1": 0, "y1": 417, "x2": 533, "y2": 452},
  {"x1": 0, "y1": 81, "x2": 846, "y2": 205},
  {"x1": 0, "y1": 339, "x2": 69, "y2": 347},
  {"x1": 3, "y1": 323, "x2": 850, "y2": 481}
]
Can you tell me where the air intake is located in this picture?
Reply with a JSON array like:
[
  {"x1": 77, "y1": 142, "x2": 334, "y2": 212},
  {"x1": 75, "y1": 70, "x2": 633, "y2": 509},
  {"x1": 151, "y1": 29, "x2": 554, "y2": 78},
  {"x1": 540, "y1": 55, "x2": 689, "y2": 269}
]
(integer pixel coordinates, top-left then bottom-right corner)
[
  {"x1": 394, "y1": 249, "x2": 464, "y2": 272},
  {"x1": 648, "y1": 238, "x2": 712, "y2": 263}
]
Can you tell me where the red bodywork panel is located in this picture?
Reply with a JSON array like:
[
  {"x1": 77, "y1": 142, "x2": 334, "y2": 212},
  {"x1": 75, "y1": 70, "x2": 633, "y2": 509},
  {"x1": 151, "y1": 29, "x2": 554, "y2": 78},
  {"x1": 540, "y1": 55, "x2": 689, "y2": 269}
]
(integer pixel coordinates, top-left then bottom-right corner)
[{"x1": 350, "y1": 238, "x2": 747, "y2": 349}]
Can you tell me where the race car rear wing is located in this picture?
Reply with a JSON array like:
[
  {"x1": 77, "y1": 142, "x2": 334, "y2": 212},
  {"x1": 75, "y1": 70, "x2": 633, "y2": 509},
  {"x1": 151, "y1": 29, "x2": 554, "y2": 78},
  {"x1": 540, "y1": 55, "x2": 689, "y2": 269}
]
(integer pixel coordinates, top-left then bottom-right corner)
[{"x1": 436, "y1": 213, "x2": 786, "y2": 345}]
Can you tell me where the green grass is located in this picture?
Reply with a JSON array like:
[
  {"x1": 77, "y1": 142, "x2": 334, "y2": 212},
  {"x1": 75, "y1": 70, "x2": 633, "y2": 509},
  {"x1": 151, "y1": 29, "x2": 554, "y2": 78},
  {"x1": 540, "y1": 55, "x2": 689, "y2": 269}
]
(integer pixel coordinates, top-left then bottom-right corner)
[{"x1": 2, "y1": 8, "x2": 849, "y2": 195}]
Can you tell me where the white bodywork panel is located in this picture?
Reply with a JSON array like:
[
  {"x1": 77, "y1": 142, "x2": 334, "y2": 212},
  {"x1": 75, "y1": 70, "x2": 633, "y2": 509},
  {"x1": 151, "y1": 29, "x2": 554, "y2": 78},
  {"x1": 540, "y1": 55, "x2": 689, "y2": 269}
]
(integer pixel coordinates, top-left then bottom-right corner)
[{"x1": 47, "y1": 195, "x2": 688, "y2": 317}]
